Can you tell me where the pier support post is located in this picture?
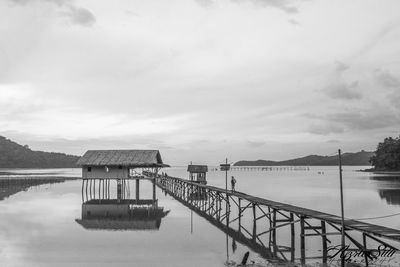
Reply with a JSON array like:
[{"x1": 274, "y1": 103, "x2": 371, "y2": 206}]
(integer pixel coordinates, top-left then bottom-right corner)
[
  {"x1": 300, "y1": 216, "x2": 306, "y2": 264},
  {"x1": 153, "y1": 179, "x2": 156, "y2": 202},
  {"x1": 272, "y1": 209, "x2": 277, "y2": 257},
  {"x1": 321, "y1": 221, "x2": 327, "y2": 264},
  {"x1": 290, "y1": 213, "x2": 295, "y2": 262},
  {"x1": 89, "y1": 179, "x2": 92, "y2": 200},
  {"x1": 136, "y1": 178, "x2": 140, "y2": 201},
  {"x1": 108, "y1": 180, "x2": 110, "y2": 199},
  {"x1": 105, "y1": 179, "x2": 108, "y2": 199},
  {"x1": 102, "y1": 179, "x2": 104, "y2": 199},
  {"x1": 252, "y1": 203, "x2": 256, "y2": 240},
  {"x1": 363, "y1": 233, "x2": 369, "y2": 267},
  {"x1": 117, "y1": 179, "x2": 122, "y2": 202},
  {"x1": 81, "y1": 180, "x2": 84, "y2": 202},
  {"x1": 121, "y1": 179, "x2": 124, "y2": 199},
  {"x1": 238, "y1": 198, "x2": 242, "y2": 232}
]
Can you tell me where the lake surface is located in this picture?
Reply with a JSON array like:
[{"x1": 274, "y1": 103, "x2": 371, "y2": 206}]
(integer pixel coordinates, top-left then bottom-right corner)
[{"x1": 0, "y1": 166, "x2": 400, "y2": 266}]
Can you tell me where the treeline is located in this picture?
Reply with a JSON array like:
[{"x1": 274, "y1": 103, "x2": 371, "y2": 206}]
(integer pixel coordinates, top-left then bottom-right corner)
[
  {"x1": 0, "y1": 136, "x2": 79, "y2": 168},
  {"x1": 370, "y1": 135, "x2": 400, "y2": 171}
]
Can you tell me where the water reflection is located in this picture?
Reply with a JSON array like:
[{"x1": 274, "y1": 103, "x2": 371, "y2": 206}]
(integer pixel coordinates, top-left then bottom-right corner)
[
  {"x1": 159, "y1": 174, "x2": 400, "y2": 266},
  {"x1": 76, "y1": 178, "x2": 169, "y2": 231},
  {"x1": 162, "y1": 185, "x2": 283, "y2": 263},
  {"x1": 0, "y1": 177, "x2": 70, "y2": 201},
  {"x1": 76, "y1": 199, "x2": 169, "y2": 230},
  {"x1": 379, "y1": 190, "x2": 400, "y2": 206},
  {"x1": 2, "y1": 168, "x2": 400, "y2": 267},
  {"x1": 370, "y1": 176, "x2": 400, "y2": 206}
]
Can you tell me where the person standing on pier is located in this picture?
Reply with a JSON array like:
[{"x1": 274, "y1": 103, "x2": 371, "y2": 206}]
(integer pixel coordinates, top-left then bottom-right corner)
[{"x1": 231, "y1": 176, "x2": 236, "y2": 191}]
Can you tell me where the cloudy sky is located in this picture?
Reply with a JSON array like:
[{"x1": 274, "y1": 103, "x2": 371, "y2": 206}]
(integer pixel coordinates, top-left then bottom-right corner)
[{"x1": 1, "y1": 0, "x2": 400, "y2": 165}]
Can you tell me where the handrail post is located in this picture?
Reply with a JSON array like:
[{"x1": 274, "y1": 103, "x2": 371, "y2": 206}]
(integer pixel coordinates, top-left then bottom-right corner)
[{"x1": 339, "y1": 149, "x2": 345, "y2": 267}]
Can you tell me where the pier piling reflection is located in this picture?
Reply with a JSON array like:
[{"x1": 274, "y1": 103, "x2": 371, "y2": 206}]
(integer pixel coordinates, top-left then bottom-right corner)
[{"x1": 153, "y1": 173, "x2": 400, "y2": 266}]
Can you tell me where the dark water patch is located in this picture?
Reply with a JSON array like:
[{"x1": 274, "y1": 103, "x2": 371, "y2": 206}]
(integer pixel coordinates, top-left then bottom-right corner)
[
  {"x1": 378, "y1": 189, "x2": 400, "y2": 206},
  {"x1": 369, "y1": 176, "x2": 400, "y2": 206},
  {"x1": 370, "y1": 176, "x2": 400, "y2": 181},
  {"x1": 0, "y1": 171, "x2": 61, "y2": 176},
  {"x1": 0, "y1": 176, "x2": 77, "y2": 201}
]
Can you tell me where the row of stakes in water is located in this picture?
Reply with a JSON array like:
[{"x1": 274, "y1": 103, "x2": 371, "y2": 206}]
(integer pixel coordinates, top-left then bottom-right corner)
[{"x1": 210, "y1": 166, "x2": 311, "y2": 171}]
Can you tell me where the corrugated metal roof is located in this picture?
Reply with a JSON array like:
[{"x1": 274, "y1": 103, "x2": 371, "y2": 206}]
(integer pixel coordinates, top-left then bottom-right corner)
[
  {"x1": 76, "y1": 150, "x2": 169, "y2": 167},
  {"x1": 187, "y1": 165, "x2": 208, "y2": 173}
]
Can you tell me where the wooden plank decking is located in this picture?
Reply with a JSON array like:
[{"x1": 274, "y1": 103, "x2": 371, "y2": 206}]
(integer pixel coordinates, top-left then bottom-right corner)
[{"x1": 158, "y1": 175, "x2": 400, "y2": 243}]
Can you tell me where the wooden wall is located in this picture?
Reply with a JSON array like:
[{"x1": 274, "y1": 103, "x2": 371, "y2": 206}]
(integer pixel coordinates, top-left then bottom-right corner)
[{"x1": 82, "y1": 166, "x2": 129, "y2": 179}]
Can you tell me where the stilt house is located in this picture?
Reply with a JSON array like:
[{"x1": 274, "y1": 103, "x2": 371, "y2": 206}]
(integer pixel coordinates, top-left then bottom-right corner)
[
  {"x1": 77, "y1": 150, "x2": 169, "y2": 179},
  {"x1": 187, "y1": 164, "x2": 208, "y2": 185}
]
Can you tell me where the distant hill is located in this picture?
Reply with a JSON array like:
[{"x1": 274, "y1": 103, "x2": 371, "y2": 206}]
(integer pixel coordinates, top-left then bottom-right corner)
[
  {"x1": 234, "y1": 151, "x2": 374, "y2": 166},
  {"x1": 0, "y1": 136, "x2": 79, "y2": 168}
]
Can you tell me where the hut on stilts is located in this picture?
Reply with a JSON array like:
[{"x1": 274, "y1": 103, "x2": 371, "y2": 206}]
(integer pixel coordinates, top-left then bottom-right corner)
[
  {"x1": 187, "y1": 164, "x2": 208, "y2": 200},
  {"x1": 75, "y1": 150, "x2": 170, "y2": 230}
]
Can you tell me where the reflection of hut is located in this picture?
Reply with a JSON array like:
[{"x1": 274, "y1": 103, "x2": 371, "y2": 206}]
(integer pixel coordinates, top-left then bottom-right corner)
[
  {"x1": 75, "y1": 199, "x2": 169, "y2": 230},
  {"x1": 187, "y1": 165, "x2": 208, "y2": 185}
]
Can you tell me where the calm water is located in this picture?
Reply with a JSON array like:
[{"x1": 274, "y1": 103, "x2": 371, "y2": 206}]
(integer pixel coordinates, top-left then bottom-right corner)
[{"x1": 0, "y1": 166, "x2": 400, "y2": 266}]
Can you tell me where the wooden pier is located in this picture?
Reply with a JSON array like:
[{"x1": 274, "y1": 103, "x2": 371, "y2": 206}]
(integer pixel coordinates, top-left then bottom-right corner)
[{"x1": 149, "y1": 172, "x2": 400, "y2": 265}]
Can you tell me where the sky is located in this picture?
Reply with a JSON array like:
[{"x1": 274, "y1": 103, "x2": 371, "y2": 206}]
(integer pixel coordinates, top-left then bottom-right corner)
[{"x1": 1, "y1": 0, "x2": 400, "y2": 165}]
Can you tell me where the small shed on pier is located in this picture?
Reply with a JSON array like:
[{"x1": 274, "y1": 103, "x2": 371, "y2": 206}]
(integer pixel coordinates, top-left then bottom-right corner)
[
  {"x1": 77, "y1": 150, "x2": 169, "y2": 179},
  {"x1": 187, "y1": 164, "x2": 208, "y2": 184}
]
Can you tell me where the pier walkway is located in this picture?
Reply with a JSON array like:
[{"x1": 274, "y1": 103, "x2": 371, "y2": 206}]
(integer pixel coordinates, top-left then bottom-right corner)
[{"x1": 146, "y1": 172, "x2": 400, "y2": 265}]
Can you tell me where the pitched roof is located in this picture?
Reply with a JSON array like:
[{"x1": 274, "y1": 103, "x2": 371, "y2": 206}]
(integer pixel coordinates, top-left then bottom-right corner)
[
  {"x1": 187, "y1": 165, "x2": 208, "y2": 173},
  {"x1": 76, "y1": 150, "x2": 169, "y2": 167}
]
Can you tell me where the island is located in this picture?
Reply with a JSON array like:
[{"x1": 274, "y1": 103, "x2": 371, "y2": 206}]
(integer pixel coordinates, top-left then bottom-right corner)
[
  {"x1": 234, "y1": 151, "x2": 374, "y2": 166},
  {"x1": 0, "y1": 136, "x2": 79, "y2": 168}
]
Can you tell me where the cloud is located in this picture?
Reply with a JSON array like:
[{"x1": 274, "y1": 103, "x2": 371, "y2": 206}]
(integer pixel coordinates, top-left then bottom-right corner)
[
  {"x1": 248, "y1": 0, "x2": 299, "y2": 13},
  {"x1": 196, "y1": 0, "x2": 304, "y2": 13},
  {"x1": 288, "y1": 19, "x2": 299, "y2": 25},
  {"x1": 310, "y1": 66, "x2": 399, "y2": 136},
  {"x1": 326, "y1": 139, "x2": 340, "y2": 143},
  {"x1": 321, "y1": 62, "x2": 362, "y2": 100},
  {"x1": 323, "y1": 81, "x2": 362, "y2": 100},
  {"x1": 335, "y1": 61, "x2": 349, "y2": 73},
  {"x1": 2, "y1": 0, "x2": 400, "y2": 163},
  {"x1": 374, "y1": 69, "x2": 400, "y2": 88},
  {"x1": 63, "y1": 5, "x2": 95, "y2": 26},
  {"x1": 328, "y1": 111, "x2": 400, "y2": 130},
  {"x1": 7, "y1": 0, "x2": 95, "y2": 26},
  {"x1": 309, "y1": 109, "x2": 400, "y2": 133},
  {"x1": 194, "y1": 0, "x2": 214, "y2": 7},
  {"x1": 374, "y1": 69, "x2": 400, "y2": 109},
  {"x1": 247, "y1": 140, "x2": 266, "y2": 147},
  {"x1": 355, "y1": 20, "x2": 400, "y2": 58},
  {"x1": 308, "y1": 123, "x2": 345, "y2": 135}
]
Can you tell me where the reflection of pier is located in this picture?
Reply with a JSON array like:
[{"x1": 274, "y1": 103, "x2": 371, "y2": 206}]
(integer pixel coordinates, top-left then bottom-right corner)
[
  {"x1": 76, "y1": 150, "x2": 170, "y2": 231},
  {"x1": 167, "y1": 184, "x2": 283, "y2": 262},
  {"x1": 153, "y1": 174, "x2": 400, "y2": 265}
]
